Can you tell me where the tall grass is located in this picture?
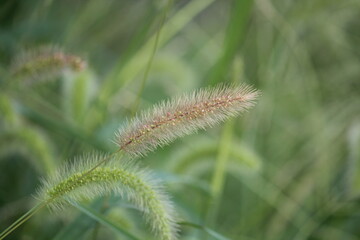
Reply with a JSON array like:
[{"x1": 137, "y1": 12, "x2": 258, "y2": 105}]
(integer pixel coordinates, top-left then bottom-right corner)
[{"x1": 0, "y1": 0, "x2": 360, "y2": 239}]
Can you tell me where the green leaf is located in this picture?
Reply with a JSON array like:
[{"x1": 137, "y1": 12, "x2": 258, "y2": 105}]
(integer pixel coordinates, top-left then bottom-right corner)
[
  {"x1": 71, "y1": 202, "x2": 140, "y2": 240},
  {"x1": 179, "y1": 221, "x2": 230, "y2": 240}
]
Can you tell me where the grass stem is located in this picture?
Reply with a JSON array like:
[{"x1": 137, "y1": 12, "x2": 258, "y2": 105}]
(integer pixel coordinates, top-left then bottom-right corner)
[
  {"x1": 206, "y1": 119, "x2": 235, "y2": 227},
  {"x1": 131, "y1": 0, "x2": 173, "y2": 115},
  {"x1": 0, "y1": 150, "x2": 123, "y2": 239},
  {"x1": 0, "y1": 201, "x2": 47, "y2": 240}
]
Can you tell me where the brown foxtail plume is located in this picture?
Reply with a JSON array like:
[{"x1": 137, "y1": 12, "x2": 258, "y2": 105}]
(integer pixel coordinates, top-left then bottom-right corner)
[
  {"x1": 115, "y1": 84, "x2": 259, "y2": 158},
  {"x1": 11, "y1": 45, "x2": 86, "y2": 83}
]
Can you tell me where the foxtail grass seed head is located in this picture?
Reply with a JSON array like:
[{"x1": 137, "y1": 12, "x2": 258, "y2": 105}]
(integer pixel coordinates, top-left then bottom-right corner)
[
  {"x1": 11, "y1": 45, "x2": 86, "y2": 84},
  {"x1": 37, "y1": 153, "x2": 178, "y2": 240},
  {"x1": 115, "y1": 84, "x2": 259, "y2": 158}
]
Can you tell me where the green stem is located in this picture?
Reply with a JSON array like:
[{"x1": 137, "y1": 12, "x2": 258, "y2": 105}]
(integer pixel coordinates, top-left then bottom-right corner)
[
  {"x1": 206, "y1": 119, "x2": 235, "y2": 227},
  {"x1": 206, "y1": 0, "x2": 253, "y2": 85},
  {"x1": 0, "y1": 150, "x2": 122, "y2": 239},
  {"x1": 0, "y1": 201, "x2": 47, "y2": 240},
  {"x1": 131, "y1": 0, "x2": 173, "y2": 116},
  {"x1": 90, "y1": 196, "x2": 111, "y2": 240}
]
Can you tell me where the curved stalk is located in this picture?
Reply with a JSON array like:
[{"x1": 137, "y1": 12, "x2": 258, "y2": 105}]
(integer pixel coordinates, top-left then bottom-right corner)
[
  {"x1": 132, "y1": 0, "x2": 173, "y2": 115},
  {"x1": 0, "y1": 151, "x2": 122, "y2": 239}
]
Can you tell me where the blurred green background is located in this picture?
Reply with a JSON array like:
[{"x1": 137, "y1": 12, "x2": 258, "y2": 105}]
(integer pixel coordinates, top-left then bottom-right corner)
[{"x1": 1, "y1": 0, "x2": 360, "y2": 239}]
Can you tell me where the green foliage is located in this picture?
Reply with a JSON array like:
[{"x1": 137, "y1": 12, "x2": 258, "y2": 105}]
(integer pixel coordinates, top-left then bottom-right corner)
[{"x1": 1, "y1": 0, "x2": 360, "y2": 239}]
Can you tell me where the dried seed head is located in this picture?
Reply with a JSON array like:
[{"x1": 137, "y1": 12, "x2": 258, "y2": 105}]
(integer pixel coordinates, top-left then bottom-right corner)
[
  {"x1": 11, "y1": 45, "x2": 86, "y2": 84},
  {"x1": 115, "y1": 84, "x2": 259, "y2": 158}
]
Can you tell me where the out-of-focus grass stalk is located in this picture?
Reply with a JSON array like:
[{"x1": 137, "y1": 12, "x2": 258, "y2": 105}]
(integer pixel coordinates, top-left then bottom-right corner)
[
  {"x1": 131, "y1": 0, "x2": 173, "y2": 115},
  {"x1": 83, "y1": 0, "x2": 217, "y2": 131},
  {"x1": 206, "y1": 0, "x2": 253, "y2": 85},
  {"x1": 206, "y1": 119, "x2": 234, "y2": 227},
  {"x1": 0, "y1": 202, "x2": 47, "y2": 240},
  {"x1": 98, "y1": 0, "x2": 216, "y2": 107},
  {"x1": 205, "y1": 0, "x2": 253, "y2": 229},
  {"x1": 207, "y1": 57, "x2": 244, "y2": 222},
  {"x1": 73, "y1": 202, "x2": 140, "y2": 240}
]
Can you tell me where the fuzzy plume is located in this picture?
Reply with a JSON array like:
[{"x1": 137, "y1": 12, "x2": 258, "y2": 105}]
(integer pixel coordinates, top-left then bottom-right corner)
[
  {"x1": 11, "y1": 45, "x2": 86, "y2": 83},
  {"x1": 115, "y1": 84, "x2": 259, "y2": 158},
  {"x1": 37, "y1": 153, "x2": 178, "y2": 240}
]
